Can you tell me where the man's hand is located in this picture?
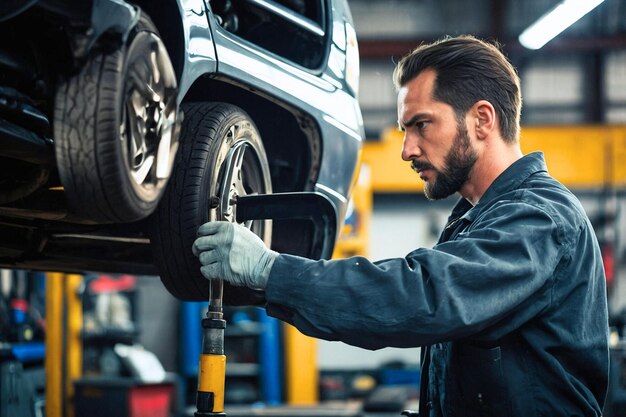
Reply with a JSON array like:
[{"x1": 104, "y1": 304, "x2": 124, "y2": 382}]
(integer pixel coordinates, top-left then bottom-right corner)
[{"x1": 193, "y1": 221, "x2": 278, "y2": 289}]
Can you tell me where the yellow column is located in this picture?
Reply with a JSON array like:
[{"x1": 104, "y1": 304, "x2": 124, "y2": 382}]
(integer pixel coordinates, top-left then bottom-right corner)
[
  {"x1": 45, "y1": 273, "x2": 64, "y2": 417},
  {"x1": 65, "y1": 274, "x2": 83, "y2": 417},
  {"x1": 284, "y1": 324, "x2": 318, "y2": 405}
]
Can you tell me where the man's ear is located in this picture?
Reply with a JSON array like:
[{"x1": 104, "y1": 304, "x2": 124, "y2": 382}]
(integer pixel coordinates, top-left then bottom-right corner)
[{"x1": 473, "y1": 100, "x2": 496, "y2": 140}]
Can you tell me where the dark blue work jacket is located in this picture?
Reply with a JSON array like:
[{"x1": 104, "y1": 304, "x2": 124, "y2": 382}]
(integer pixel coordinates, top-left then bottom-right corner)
[{"x1": 265, "y1": 152, "x2": 609, "y2": 416}]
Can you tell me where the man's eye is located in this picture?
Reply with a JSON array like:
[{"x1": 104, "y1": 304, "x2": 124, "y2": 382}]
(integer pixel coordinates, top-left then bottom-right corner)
[{"x1": 416, "y1": 121, "x2": 428, "y2": 129}]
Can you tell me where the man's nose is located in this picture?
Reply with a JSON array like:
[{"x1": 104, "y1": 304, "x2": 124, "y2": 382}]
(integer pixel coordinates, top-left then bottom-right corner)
[{"x1": 401, "y1": 134, "x2": 421, "y2": 161}]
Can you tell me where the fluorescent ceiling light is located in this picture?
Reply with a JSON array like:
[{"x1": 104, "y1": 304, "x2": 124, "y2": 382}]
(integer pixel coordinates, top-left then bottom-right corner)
[{"x1": 519, "y1": 0, "x2": 605, "y2": 50}]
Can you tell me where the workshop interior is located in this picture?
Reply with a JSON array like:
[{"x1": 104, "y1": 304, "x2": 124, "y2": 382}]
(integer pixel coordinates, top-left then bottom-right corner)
[{"x1": 2, "y1": 0, "x2": 626, "y2": 416}]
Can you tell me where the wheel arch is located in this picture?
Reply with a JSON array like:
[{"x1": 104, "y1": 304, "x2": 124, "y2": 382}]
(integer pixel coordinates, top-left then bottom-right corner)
[{"x1": 133, "y1": 0, "x2": 186, "y2": 87}]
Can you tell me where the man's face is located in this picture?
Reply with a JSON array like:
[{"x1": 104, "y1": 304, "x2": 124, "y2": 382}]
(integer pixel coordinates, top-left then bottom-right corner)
[{"x1": 398, "y1": 69, "x2": 478, "y2": 200}]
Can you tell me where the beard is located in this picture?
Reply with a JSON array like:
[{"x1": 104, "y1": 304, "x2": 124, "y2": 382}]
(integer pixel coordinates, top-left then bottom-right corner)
[{"x1": 412, "y1": 121, "x2": 478, "y2": 200}]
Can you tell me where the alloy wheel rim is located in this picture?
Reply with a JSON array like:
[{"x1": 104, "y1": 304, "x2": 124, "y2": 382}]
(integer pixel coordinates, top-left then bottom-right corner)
[{"x1": 121, "y1": 32, "x2": 178, "y2": 197}]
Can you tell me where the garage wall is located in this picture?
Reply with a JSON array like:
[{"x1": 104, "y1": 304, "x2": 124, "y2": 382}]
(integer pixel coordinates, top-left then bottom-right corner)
[
  {"x1": 606, "y1": 50, "x2": 626, "y2": 122},
  {"x1": 352, "y1": 0, "x2": 626, "y2": 137}
]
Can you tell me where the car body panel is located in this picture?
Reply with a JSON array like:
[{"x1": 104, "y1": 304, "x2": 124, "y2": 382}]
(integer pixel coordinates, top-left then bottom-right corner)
[{"x1": 176, "y1": 0, "x2": 218, "y2": 100}]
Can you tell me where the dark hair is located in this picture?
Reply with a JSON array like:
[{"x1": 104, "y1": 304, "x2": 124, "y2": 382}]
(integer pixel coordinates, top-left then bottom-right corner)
[{"x1": 393, "y1": 35, "x2": 522, "y2": 143}]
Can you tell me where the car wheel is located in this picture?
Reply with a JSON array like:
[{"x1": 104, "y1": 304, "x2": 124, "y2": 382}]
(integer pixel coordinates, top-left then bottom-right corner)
[
  {"x1": 54, "y1": 11, "x2": 179, "y2": 223},
  {"x1": 151, "y1": 102, "x2": 272, "y2": 303}
]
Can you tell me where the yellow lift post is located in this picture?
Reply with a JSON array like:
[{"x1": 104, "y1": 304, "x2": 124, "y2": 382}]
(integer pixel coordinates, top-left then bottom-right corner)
[{"x1": 45, "y1": 272, "x2": 83, "y2": 417}]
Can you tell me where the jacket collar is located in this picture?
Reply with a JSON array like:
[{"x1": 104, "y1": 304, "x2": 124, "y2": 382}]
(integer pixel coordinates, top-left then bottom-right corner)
[{"x1": 451, "y1": 152, "x2": 548, "y2": 222}]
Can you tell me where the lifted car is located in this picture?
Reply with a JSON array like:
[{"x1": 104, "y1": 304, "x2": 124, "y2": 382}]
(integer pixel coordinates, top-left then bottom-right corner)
[{"x1": 0, "y1": 0, "x2": 363, "y2": 303}]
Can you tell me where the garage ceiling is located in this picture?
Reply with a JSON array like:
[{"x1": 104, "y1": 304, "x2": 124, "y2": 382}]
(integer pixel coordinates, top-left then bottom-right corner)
[{"x1": 349, "y1": 0, "x2": 626, "y2": 59}]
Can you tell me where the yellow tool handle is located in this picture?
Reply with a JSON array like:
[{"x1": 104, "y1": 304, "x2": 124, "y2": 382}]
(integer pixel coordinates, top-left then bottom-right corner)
[{"x1": 198, "y1": 354, "x2": 226, "y2": 412}]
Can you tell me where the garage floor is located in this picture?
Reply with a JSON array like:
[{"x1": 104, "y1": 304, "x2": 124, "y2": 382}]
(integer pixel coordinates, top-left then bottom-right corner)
[{"x1": 184, "y1": 401, "x2": 418, "y2": 417}]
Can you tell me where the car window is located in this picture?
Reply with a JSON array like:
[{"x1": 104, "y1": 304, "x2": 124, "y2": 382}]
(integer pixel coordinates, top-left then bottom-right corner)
[{"x1": 212, "y1": 0, "x2": 328, "y2": 69}]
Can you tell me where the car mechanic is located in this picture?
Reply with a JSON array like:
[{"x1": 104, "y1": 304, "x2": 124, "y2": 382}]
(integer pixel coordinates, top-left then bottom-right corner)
[{"x1": 192, "y1": 35, "x2": 609, "y2": 416}]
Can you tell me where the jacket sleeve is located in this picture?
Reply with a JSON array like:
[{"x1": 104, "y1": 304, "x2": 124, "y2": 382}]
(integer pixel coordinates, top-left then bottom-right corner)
[{"x1": 265, "y1": 200, "x2": 566, "y2": 350}]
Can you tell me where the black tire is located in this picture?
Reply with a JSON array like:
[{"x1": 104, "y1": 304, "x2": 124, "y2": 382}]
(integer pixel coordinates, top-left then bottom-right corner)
[
  {"x1": 151, "y1": 102, "x2": 272, "y2": 304},
  {"x1": 54, "y1": 10, "x2": 179, "y2": 223}
]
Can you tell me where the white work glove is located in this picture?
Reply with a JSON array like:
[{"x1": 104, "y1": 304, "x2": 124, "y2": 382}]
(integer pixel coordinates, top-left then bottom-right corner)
[{"x1": 192, "y1": 221, "x2": 278, "y2": 290}]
